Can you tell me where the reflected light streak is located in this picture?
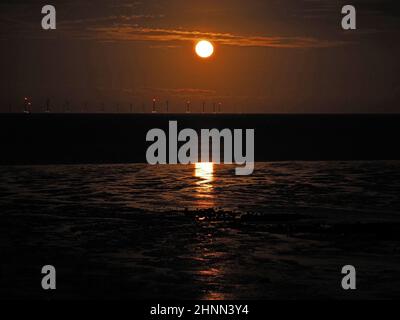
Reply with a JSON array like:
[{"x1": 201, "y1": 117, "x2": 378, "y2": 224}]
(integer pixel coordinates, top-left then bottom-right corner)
[
  {"x1": 194, "y1": 162, "x2": 215, "y2": 208},
  {"x1": 195, "y1": 162, "x2": 214, "y2": 180}
]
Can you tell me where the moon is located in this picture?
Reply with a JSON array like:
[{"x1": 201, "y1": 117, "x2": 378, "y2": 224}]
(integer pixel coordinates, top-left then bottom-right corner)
[{"x1": 195, "y1": 40, "x2": 214, "y2": 59}]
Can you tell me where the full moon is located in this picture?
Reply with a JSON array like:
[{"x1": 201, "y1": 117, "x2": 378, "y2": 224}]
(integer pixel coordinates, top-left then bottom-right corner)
[{"x1": 195, "y1": 40, "x2": 214, "y2": 58}]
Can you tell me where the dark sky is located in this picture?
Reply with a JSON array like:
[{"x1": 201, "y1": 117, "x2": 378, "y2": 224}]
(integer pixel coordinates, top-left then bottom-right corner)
[{"x1": 1, "y1": 0, "x2": 400, "y2": 113}]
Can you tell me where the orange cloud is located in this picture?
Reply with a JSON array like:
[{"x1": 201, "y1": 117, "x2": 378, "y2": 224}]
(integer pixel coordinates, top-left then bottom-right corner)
[
  {"x1": 138, "y1": 87, "x2": 217, "y2": 97},
  {"x1": 88, "y1": 26, "x2": 347, "y2": 48}
]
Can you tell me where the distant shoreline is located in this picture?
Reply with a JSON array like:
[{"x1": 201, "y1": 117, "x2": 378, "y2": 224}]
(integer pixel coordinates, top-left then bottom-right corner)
[{"x1": 1, "y1": 113, "x2": 399, "y2": 165}]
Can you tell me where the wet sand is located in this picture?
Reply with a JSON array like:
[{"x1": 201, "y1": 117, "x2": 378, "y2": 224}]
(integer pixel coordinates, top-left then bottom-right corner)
[{"x1": 1, "y1": 204, "x2": 400, "y2": 300}]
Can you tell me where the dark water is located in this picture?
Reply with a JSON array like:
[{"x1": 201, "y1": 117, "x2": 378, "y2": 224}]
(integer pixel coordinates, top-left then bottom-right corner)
[
  {"x1": 1, "y1": 161, "x2": 400, "y2": 218},
  {"x1": 1, "y1": 161, "x2": 400, "y2": 299}
]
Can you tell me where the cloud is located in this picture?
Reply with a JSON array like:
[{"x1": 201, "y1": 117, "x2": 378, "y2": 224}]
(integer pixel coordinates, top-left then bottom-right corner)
[
  {"x1": 138, "y1": 87, "x2": 217, "y2": 97},
  {"x1": 0, "y1": 0, "x2": 350, "y2": 48},
  {"x1": 88, "y1": 26, "x2": 346, "y2": 48},
  {"x1": 58, "y1": 14, "x2": 163, "y2": 26}
]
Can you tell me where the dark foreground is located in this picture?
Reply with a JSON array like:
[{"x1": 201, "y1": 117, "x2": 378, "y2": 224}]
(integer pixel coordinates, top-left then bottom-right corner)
[
  {"x1": 1, "y1": 205, "x2": 400, "y2": 299},
  {"x1": 1, "y1": 114, "x2": 400, "y2": 300}
]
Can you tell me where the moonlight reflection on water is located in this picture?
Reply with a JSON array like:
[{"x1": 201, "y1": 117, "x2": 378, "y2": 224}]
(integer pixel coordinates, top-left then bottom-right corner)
[{"x1": 194, "y1": 162, "x2": 215, "y2": 208}]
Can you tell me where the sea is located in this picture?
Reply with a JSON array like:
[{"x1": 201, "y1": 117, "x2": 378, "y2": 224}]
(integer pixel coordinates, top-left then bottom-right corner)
[{"x1": 1, "y1": 161, "x2": 399, "y2": 219}]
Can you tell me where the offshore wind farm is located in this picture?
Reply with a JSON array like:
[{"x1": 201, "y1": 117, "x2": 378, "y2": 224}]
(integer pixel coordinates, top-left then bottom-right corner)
[{"x1": 6, "y1": 97, "x2": 231, "y2": 114}]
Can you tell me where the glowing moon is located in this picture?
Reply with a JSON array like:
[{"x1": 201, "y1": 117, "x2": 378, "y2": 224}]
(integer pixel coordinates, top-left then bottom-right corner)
[{"x1": 195, "y1": 40, "x2": 214, "y2": 58}]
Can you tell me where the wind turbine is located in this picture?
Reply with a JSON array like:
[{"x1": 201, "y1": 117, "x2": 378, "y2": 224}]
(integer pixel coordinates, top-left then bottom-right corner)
[
  {"x1": 45, "y1": 98, "x2": 51, "y2": 113},
  {"x1": 23, "y1": 97, "x2": 31, "y2": 114},
  {"x1": 64, "y1": 100, "x2": 70, "y2": 113}
]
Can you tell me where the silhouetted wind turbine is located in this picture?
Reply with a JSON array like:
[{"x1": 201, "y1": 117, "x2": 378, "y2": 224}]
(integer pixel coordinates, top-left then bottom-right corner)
[
  {"x1": 186, "y1": 101, "x2": 191, "y2": 113},
  {"x1": 23, "y1": 97, "x2": 31, "y2": 114},
  {"x1": 82, "y1": 101, "x2": 88, "y2": 113},
  {"x1": 45, "y1": 98, "x2": 50, "y2": 113},
  {"x1": 64, "y1": 100, "x2": 70, "y2": 113},
  {"x1": 23, "y1": 97, "x2": 28, "y2": 113}
]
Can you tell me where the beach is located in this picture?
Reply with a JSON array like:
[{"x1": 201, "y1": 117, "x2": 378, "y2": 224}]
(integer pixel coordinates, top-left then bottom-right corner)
[{"x1": 1, "y1": 162, "x2": 400, "y2": 299}]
